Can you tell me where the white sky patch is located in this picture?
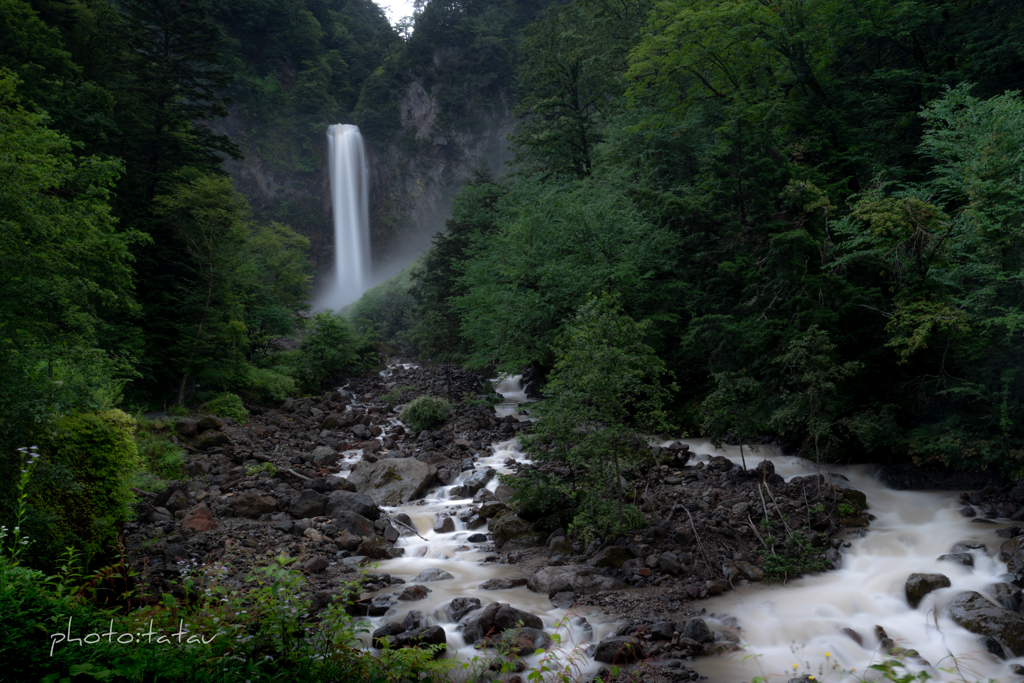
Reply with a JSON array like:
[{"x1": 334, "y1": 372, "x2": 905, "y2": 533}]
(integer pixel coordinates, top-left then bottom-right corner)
[{"x1": 377, "y1": 0, "x2": 418, "y2": 27}]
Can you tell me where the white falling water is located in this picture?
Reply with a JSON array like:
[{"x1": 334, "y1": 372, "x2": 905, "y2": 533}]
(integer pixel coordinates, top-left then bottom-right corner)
[{"x1": 322, "y1": 124, "x2": 370, "y2": 310}]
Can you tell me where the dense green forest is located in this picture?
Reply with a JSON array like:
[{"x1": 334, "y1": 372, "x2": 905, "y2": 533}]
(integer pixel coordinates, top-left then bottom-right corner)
[
  {"x1": 3, "y1": 0, "x2": 1024, "y2": 579},
  {"x1": 2, "y1": 0, "x2": 1024, "y2": 678},
  {"x1": 363, "y1": 0, "x2": 1024, "y2": 494}
]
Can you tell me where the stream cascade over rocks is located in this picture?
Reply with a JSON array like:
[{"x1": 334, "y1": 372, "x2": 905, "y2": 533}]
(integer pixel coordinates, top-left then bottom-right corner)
[{"x1": 127, "y1": 362, "x2": 1024, "y2": 682}]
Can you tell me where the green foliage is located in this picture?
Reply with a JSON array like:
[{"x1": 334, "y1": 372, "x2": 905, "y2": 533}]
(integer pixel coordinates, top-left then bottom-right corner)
[
  {"x1": 380, "y1": 385, "x2": 422, "y2": 406},
  {"x1": 399, "y1": 396, "x2": 452, "y2": 433},
  {"x1": 200, "y1": 392, "x2": 249, "y2": 424},
  {"x1": 349, "y1": 267, "x2": 417, "y2": 346},
  {"x1": 167, "y1": 404, "x2": 190, "y2": 417},
  {"x1": 759, "y1": 523, "x2": 828, "y2": 583},
  {"x1": 409, "y1": 170, "x2": 503, "y2": 365},
  {"x1": 27, "y1": 410, "x2": 140, "y2": 570},
  {"x1": 241, "y1": 363, "x2": 299, "y2": 403},
  {"x1": 136, "y1": 433, "x2": 186, "y2": 482},
  {"x1": 0, "y1": 69, "x2": 139, "y2": 515},
  {"x1": 514, "y1": 294, "x2": 676, "y2": 542},
  {"x1": 511, "y1": 0, "x2": 650, "y2": 179},
  {"x1": 770, "y1": 326, "x2": 862, "y2": 467},
  {"x1": 293, "y1": 312, "x2": 376, "y2": 392},
  {"x1": 701, "y1": 371, "x2": 766, "y2": 469},
  {"x1": 246, "y1": 462, "x2": 277, "y2": 477},
  {"x1": 455, "y1": 174, "x2": 677, "y2": 373}
]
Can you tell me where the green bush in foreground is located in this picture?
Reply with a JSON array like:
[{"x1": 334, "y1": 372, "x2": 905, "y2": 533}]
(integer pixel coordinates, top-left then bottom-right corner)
[
  {"x1": 26, "y1": 409, "x2": 141, "y2": 570},
  {"x1": 200, "y1": 392, "x2": 248, "y2": 424},
  {"x1": 400, "y1": 396, "x2": 452, "y2": 433},
  {"x1": 242, "y1": 363, "x2": 298, "y2": 403}
]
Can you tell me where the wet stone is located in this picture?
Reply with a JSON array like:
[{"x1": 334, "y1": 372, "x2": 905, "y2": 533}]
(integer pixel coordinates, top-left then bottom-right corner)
[{"x1": 413, "y1": 568, "x2": 455, "y2": 582}]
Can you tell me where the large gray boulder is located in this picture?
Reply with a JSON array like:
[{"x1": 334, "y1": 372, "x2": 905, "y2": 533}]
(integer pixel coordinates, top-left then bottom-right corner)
[
  {"x1": 326, "y1": 490, "x2": 381, "y2": 521},
  {"x1": 490, "y1": 513, "x2": 544, "y2": 550},
  {"x1": 1001, "y1": 537, "x2": 1024, "y2": 586},
  {"x1": 905, "y1": 573, "x2": 951, "y2": 608},
  {"x1": 332, "y1": 510, "x2": 376, "y2": 537},
  {"x1": 229, "y1": 492, "x2": 277, "y2": 518},
  {"x1": 289, "y1": 489, "x2": 327, "y2": 519},
  {"x1": 947, "y1": 591, "x2": 1024, "y2": 656},
  {"x1": 347, "y1": 459, "x2": 437, "y2": 506},
  {"x1": 527, "y1": 565, "x2": 629, "y2": 596},
  {"x1": 460, "y1": 602, "x2": 543, "y2": 644},
  {"x1": 594, "y1": 636, "x2": 644, "y2": 663}
]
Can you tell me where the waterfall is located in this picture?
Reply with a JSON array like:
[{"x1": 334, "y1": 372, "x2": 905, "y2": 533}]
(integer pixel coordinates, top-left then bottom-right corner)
[{"x1": 323, "y1": 124, "x2": 370, "y2": 310}]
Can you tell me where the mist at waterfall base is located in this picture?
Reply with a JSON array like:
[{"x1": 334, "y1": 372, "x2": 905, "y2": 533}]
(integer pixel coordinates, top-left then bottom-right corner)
[{"x1": 316, "y1": 124, "x2": 371, "y2": 312}]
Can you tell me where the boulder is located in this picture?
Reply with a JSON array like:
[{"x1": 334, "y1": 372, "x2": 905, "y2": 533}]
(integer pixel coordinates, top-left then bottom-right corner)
[
  {"x1": 527, "y1": 565, "x2": 629, "y2": 596},
  {"x1": 164, "y1": 489, "x2": 189, "y2": 514},
  {"x1": 462, "y1": 468, "x2": 494, "y2": 495},
  {"x1": 289, "y1": 489, "x2": 327, "y2": 519},
  {"x1": 175, "y1": 418, "x2": 198, "y2": 436},
  {"x1": 347, "y1": 459, "x2": 438, "y2": 506},
  {"x1": 947, "y1": 591, "x2": 1024, "y2": 656},
  {"x1": 445, "y1": 597, "x2": 482, "y2": 622},
  {"x1": 229, "y1": 493, "x2": 277, "y2": 518},
  {"x1": 320, "y1": 413, "x2": 344, "y2": 430},
  {"x1": 479, "y1": 577, "x2": 528, "y2": 590},
  {"x1": 197, "y1": 416, "x2": 223, "y2": 433},
  {"x1": 490, "y1": 513, "x2": 544, "y2": 551},
  {"x1": 493, "y1": 604, "x2": 543, "y2": 632},
  {"x1": 461, "y1": 602, "x2": 542, "y2": 644},
  {"x1": 326, "y1": 490, "x2": 381, "y2": 521},
  {"x1": 494, "y1": 484, "x2": 515, "y2": 503},
  {"x1": 492, "y1": 627, "x2": 551, "y2": 656},
  {"x1": 479, "y1": 501, "x2": 506, "y2": 519},
  {"x1": 413, "y1": 568, "x2": 455, "y2": 582},
  {"x1": 311, "y1": 446, "x2": 338, "y2": 466},
  {"x1": 358, "y1": 535, "x2": 402, "y2": 560},
  {"x1": 593, "y1": 636, "x2": 645, "y2": 664},
  {"x1": 433, "y1": 516, "x2": 455, "y2": 533},
  {"x1": 905, "y1": 573, "x2": 951, "y2": 608},
  {"x1": 334, "y1": 530, "x2": 362, "y2": 552},
  {"x1": 182, "y1": 504, "x2": 218, "y2": 532},
  {"x1": 734, "y1": 560, "x2": 764, "y2": 581},
  {"x1": 987, "y1": 583, "x2": 1023, "y2": 612},
  {"x1": 1000, "y1": 537, "x2": 1024, "y2": 586},
  {"x1": 398, "y1": 585, "x2": 431, "y2": 601},
  {"x1": 587, "y1": 547, "x2": 632, "y2": 570},
  {"x1": 195, "y1": 430, "x2": 231, "y2": 450},
  {"x1": 301, "y1": 555, "x2": 329, "y2": 573},
  {"x1": 681, "y1": 618, "x2": 714, "y2": 644},
  {"x1": 372, "y1": 622, "x2": 405, "y2": 648},
  {"x1": 393, "y1": 625, "x2": 447, "y2": 652},
  {"x1": 332, "y1": 510, "x2": 376, "y2": 538},
  {"x1": 938, "y1": 553, "x2": 974, "y2": 567}
]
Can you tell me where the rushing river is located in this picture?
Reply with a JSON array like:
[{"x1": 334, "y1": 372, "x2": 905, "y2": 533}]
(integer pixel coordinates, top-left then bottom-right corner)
[{"x1": 345, "y1": 370, "x2": 1019, "y2": 682}]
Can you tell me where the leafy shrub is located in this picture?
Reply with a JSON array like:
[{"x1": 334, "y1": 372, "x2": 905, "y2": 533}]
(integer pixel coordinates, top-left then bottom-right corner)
[
  {"x1": 200, "y1": 392, "x2": 249, "y2": 424},
  {"x1": 293, "y1": 312, "x2": 378, "y2": 391},
  {"x1": 167, "y1": 403, "x2": 190, "y2": 417},
  {"x1": 380, "y1": 385, "x2": 421, "y2": 406},
  {"x1": 27, "y1": 410, "x2": 141, "y2": 569},
  {"x1": 246, "y1": 462, "x2": 277, "y2": 477},
  {"x1": 242, "y1": 364, "x2": 297, "y2": 403},
  {"x1": 399, "y1": 396, "x2": 451, "y2": 433},
  {"x1": 137, "y1": 433, "x2": 186, "y2": 481}
]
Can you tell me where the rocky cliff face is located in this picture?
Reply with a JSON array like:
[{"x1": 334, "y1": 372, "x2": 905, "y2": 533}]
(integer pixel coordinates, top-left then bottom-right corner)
[
  {"x1": 219, "y1": 76, "x2": 515, "y2": 285},
  {"x1": 367, "y1": 79, "x2": 515, "y2": 268}
]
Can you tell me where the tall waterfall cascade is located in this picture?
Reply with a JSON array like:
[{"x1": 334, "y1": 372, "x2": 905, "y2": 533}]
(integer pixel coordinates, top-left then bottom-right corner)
[{"x1": 322, "y1": 124, "x2": 370, "y2": 310}]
